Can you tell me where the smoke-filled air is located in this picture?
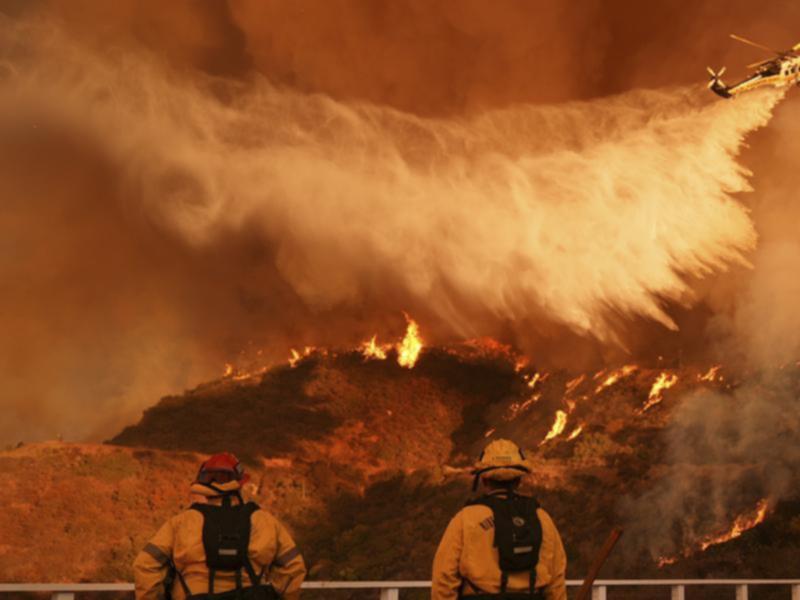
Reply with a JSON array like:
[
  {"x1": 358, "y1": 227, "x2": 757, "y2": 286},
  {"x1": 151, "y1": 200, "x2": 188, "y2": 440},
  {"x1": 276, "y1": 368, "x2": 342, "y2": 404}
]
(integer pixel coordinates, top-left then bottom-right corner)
[{"x1": 2, "y1": 0, "x2": 800, "y2": 572}]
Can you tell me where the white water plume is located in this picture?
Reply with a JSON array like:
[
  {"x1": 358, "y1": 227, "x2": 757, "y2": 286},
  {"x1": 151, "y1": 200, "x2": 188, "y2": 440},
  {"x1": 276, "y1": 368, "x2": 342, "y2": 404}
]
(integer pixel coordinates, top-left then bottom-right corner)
[
  {"x1": 0, "y1": 18, "x2": 786, "y2": 441},
  {"x1": 5, "y1": 23, "x2": 782, "y2": 337}
]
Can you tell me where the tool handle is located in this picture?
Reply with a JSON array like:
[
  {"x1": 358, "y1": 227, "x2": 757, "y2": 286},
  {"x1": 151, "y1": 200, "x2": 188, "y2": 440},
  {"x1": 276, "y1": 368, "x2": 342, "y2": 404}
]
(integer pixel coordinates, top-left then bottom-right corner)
[{"x1": 574, "y1": 527, "x2": 623, "y2": 600}]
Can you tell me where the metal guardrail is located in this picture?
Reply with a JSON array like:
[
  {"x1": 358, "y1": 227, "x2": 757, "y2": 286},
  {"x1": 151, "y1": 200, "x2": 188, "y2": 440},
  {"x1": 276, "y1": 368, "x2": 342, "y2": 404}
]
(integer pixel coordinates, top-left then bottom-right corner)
[{"x1": 2, "y1": 580, "x2": 800, "y2": 599}]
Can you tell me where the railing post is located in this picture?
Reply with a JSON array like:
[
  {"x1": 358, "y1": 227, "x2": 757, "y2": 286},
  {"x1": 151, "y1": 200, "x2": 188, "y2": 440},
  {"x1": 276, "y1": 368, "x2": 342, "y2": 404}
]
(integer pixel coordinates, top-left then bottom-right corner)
[
  {"x1": 735, "y1": 584, "x2": 748, "y2": 600},
  {"x1": 793, "y1": 584, "x2": 800, "y2": 600},
  {"x1": 51, "y1": 594, "x2": 75, "y2": 600},
  {"x1": 591, "y1": 585, "x2": 607, "y2": 600},
  {"x1": 671, "y1": 584, "x2": 685, "y2": 600},
  {"x1": 380, "y1": 587, "x2": 399, "y2": 600}
]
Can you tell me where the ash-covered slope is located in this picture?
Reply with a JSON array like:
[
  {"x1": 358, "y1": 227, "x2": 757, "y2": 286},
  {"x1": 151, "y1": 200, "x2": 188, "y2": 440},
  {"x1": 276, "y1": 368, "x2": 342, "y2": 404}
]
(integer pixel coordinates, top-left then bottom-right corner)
[{"x1": 3, "y1": 346, "x2": 799, "y2": 584}]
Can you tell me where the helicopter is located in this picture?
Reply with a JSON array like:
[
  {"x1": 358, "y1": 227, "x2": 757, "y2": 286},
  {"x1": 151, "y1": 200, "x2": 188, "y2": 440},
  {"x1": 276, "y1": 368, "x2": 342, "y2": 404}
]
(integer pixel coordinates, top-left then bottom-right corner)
[{"x1": 707, "y1": 34, "x2": 800, "y2": 98}]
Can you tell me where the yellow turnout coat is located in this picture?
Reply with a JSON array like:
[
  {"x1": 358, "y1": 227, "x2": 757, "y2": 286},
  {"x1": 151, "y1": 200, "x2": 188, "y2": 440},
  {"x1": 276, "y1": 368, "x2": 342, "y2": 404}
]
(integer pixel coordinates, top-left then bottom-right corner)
[
  {"x1": 133, "y1": 486, "x2": 306, "y2": 600},
  {"x1": 432, "y1": 491, "x2": 566, "y2": 600}
]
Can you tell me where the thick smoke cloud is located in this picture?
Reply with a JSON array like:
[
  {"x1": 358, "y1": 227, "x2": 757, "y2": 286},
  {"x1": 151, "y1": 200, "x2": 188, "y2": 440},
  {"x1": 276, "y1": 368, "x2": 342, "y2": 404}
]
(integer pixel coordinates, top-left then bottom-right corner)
[
  {"x1": 621, "y1": 99, "x2": 800, "y2": 561},
  {"x1": 1, "y1": 0, "x2": 800, "y2": 453},
  {"x1": 622, "y1": 375, "x2": 800, "y2": 563}
]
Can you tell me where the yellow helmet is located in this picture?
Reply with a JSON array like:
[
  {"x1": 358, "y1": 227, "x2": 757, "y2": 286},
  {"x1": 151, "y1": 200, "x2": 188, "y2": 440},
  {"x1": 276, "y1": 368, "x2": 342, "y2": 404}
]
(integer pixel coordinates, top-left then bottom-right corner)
[{"x1": 472, "y1": 439, "x2": 531, "y2": 488}]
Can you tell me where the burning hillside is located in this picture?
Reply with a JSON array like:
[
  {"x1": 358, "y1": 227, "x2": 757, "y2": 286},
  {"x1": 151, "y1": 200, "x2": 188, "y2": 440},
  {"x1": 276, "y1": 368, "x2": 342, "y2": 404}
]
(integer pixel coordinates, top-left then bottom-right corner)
[
  {"x1": 3, "y1": 2, "x2": 800, "y2": 592},
  {"x1": 4, "y1": 332, "x2": 800, "y2": 584}
]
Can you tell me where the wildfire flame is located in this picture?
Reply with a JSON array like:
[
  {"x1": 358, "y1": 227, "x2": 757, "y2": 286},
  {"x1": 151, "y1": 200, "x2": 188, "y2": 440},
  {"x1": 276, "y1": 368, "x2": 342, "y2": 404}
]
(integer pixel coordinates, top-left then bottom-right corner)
[
  {"x1": 526, "y1": 372, "x2": 542, "y2": 389},
  {"x1": 396, "y1": 317, "x2": 423, "y2": 368},
  {"x1": 698, "y1": 365, "x2": 723, "y2": 383},
  {"x1": 565, "y1": 375, "x2": 586, "y2": 396},
  {"x1": 567, "y1": 425, "x2": 583, "y2": 441},
  {"x1": 541, "y1": 410, "x2": 568, "y2": 444},
  {"x1": 594, "y1": 365, "x2": 637, "y2": 394},
  {"x1": 641, "y1": 372, "x2": 678, "y2": 412},
  {"x1": 698, "y1": 499, "x2": 770, "y2": 551},
  {"x1": 288, "y1": 346, "x2": 315, "y2": 368},
  {"x1": 361, "y1": 335, "x2": 390, "y2": 360},
  {"x1": 657, "y1": 499, "x2": 770, "y2": 567},
  {"x1": 505, "y1": 394, "x2": 541, "y2": 421}
]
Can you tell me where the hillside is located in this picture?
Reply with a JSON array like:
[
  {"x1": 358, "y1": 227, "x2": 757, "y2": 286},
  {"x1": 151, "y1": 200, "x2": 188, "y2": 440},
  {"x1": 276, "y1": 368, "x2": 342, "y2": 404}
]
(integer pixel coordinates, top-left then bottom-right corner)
[{"x1": 2, "y1": 345, "x2": 799, "y2": 588}]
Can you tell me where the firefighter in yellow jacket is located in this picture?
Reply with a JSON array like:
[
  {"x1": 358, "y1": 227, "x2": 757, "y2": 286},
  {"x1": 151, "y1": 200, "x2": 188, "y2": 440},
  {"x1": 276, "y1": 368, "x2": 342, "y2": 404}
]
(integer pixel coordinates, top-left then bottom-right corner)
[
  {"x1": 133, "y1": 452, "x2": 306, "y2": 600},
  {"x1": 432, "y1": 440, "x2": 566, "y2": 600}
]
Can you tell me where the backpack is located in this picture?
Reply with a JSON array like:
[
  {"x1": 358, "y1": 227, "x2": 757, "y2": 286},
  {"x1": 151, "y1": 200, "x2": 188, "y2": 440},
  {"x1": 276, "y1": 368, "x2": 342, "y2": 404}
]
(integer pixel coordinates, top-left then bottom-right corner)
[
  {"x1": 173, "y1": 500, "x2": 280, "y2": 600},
  {"x1": 465, "y1": 493, "x2": 543, "y2": 598}
]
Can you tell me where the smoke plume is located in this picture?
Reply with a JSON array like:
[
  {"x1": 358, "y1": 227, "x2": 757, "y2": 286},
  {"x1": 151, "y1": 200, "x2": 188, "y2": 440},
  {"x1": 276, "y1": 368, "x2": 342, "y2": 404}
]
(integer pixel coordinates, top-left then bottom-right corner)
[
  {"x1": 622, "y1": 98, "x2": 800, "y2": 563},
  {"x1": 622, "y1": 374, "x2": 800, "y2": 563},
  {"x1": 1, "y1": 1, "x2": 799, "y2": 454}
]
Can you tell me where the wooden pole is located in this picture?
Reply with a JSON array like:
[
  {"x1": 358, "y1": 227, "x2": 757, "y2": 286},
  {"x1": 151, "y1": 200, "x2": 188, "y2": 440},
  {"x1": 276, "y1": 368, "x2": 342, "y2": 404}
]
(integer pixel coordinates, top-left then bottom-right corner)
[{"x1": 574, "y1": 528, "x2": 623, "y2": 600}]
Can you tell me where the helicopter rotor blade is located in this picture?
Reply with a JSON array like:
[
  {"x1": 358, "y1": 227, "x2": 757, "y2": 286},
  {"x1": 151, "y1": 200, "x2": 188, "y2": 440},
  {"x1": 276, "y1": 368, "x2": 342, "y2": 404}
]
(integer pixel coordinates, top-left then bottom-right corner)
[
  {"x1": 730, "y1": 33, "x2": 782, "y2": 55},
  {"x1": 746, "y1": 58, "x2": 772, "y2": 69}
]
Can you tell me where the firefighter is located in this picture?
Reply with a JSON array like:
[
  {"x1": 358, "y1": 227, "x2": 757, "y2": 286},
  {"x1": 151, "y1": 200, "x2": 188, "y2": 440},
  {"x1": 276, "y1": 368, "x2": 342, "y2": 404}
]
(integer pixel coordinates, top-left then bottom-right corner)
[
  {"x1": 133, "y1": 452, "x2": 306, "y2": 600},
  {"x1": 432, "y1": 439, "x2": 567, "y2": 600}
]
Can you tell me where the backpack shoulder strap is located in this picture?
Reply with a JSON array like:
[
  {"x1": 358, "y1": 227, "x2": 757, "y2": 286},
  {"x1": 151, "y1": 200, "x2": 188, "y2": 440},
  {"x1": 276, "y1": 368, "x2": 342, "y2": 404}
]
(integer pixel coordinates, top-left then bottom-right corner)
[
  {"x1": 517, "y1": 495, "x2": 543, "y2": 596},
  {"x1": 241, "y1": 503, "x2": 263, "y2": 586}
]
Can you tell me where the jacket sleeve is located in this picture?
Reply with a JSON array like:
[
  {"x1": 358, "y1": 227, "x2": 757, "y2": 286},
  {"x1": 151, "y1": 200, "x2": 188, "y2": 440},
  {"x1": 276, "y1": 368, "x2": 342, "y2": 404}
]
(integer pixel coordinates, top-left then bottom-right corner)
[
  {"x1": 269, "y1": 521, "x2": 307, "y2": 600},
  {"x1": 133, "y1": 518, "x2": 176, "y2": 600},
  {"x1": 431, "y1": 511, "x2": 464, "y2": 600},
  {"x1": 539, "y1": 511, "x2": 567, "y2": 600}
]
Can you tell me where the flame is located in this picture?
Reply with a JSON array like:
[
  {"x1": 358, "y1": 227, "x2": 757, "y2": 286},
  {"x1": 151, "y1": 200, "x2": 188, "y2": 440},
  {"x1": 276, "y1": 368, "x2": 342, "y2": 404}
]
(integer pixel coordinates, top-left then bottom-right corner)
[
  {"x1": 396, "y1": 317, "x2": 423, "y2": 368},
  {"x1": 526, "y1": 372, "x2": 542, "y2": 389},
  {"x1": 565, "y1": 375, "x2": 586, "y2": 396},
  {"x1": 698, "y1": 499, "x2": 770, "y2": 551},
  {"x1": 698, "y1": 365, "x2": 723, "y2": 382},
  {"x1": 541, "y1": 410, "x2": 568, "y2": 444},
  {"x1": 641, "y1": 372, "x2": 678, "y2": 412},
  {"x1": 656, "y1": 499, "x2": 770, "y2": 567},
  {"x1": 361, "y1": 335, "x2": 390, "y2": 360},
  {"x1": 223, "y1": 363, "x2": 234, "y2": 377},
  {"x1": 594, "y1": 365, "x2": 638, "y2": 394},
  {"x1": 657, "y1": 556, "x2": 677, "y2": 568},
  {"x1": 505, "y1": 393, "x2": 541, "y2": 421},
  {"x1": 567, "y1": 425, "x2": 583, "y2": 441},
  {"x1": 289, "y1": 346, "x2": 315, "y2": 368}
]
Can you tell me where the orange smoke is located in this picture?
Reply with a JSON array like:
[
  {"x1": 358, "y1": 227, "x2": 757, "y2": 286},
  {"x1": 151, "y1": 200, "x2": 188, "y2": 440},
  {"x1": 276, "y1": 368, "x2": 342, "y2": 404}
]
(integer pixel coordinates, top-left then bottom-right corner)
[{"x1": 0, "y1": 4, "x2": 798, "y2": 446}]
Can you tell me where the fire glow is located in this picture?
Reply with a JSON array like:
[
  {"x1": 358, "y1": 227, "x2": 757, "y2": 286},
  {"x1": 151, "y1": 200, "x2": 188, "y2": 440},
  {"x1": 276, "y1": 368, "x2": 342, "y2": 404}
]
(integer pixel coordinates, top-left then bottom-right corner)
[
  {"x1": 658, "y1": 499, "x2": 770, "y2": 567},
  {"x1": 641, "y1": 372, "x2": 678, "y2": 412},
  {"x1": 698, "y1": 499, "x2": 770, "y2": 551},
  {"x1": 361, "y1": 335, "x2": 390, "y2": 360},
  {"x1": 595, "y1": 365, "x2": 638, "y2": 394},
  {"x1": 541, "y1": 410, "x2": 569, "y2": 445},
  {"x1": 396, "y1": 317, "x2": 423, "y2": 368},
  {"x1": 698, "y1": 365, "x2": 723, "y2": 383}
]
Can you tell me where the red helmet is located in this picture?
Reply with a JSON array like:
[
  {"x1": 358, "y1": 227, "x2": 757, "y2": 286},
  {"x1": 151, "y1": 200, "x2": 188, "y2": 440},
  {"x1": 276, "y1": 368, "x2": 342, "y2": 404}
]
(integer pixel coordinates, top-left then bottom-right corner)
[{"x1": 194, "y1": 452, "x2": 250, "y2": 486}]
